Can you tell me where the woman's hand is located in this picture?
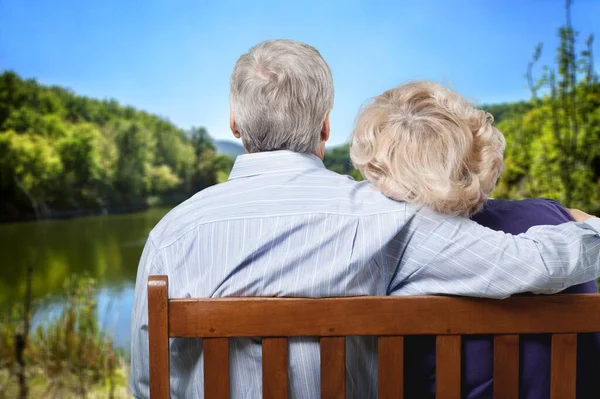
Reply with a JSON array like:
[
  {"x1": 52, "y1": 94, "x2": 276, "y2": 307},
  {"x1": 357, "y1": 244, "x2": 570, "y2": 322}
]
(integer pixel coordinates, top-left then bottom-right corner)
[{"x1": 568, "y1": 208, "x2": 595, "y2": 222}]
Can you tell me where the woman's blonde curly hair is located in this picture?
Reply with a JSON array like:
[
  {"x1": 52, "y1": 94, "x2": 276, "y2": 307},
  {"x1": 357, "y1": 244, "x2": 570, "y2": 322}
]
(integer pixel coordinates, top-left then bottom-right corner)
[{"x1": 350, "y1": 81, "x2": 506, "y2": 217}]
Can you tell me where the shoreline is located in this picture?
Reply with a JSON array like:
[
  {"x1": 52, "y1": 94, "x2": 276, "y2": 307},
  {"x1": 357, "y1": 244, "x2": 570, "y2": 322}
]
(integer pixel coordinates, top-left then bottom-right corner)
[
  {"x1": 0, "y1": 204, "x2": 151, "y2": 224},
  {"x1": 0, "y1": 193, "x2": 188, "y2": 224}
]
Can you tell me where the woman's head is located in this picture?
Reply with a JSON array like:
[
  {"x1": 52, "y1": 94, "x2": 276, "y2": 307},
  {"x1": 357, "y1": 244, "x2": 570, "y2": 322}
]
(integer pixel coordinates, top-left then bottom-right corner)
[{"x1": 350, "y1": 81, "x2": 506, "y2": 217}]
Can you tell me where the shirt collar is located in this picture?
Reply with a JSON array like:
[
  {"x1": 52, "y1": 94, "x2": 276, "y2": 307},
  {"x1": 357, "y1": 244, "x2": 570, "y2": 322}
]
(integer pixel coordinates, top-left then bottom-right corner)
[{"x1": 228, "y1": 150, "x2": 326, "y2": 180}]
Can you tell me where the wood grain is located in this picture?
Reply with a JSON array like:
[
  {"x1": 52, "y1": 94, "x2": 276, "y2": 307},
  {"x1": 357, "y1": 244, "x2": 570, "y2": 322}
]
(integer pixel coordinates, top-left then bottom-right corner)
[
  {"x1": 436, "y1": 335, "x2": 461, "y2": 399},
  {"x1": 493, "y1": 334, "x2": 519, "y2": 399},
  {"x1": 550, "y1": 333, "x2": 577, "y2": 399},
  {"x1": 203, "y1": 338, "x2": 230, "y2": 399},
  {"x1": 320, "y1": 337, "x2": 345, "y2": 399},
  {"x1": 168, "y1": 294, "x2": 600, "y2": 337},
  {"x1": 378, "y1": 336, "x2": 404, "y2": 399},
  {"x1": 262, "y1": 338, "x2": 288, "y2": 399},
  {"x1": 147, "y1": 275, "x2": 170, "y2": 399}
]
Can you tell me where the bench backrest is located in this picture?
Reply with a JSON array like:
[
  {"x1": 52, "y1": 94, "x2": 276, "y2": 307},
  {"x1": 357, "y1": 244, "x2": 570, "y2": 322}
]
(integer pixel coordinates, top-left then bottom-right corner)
[{"x1": 147, "y1": 275, "x2": 600, "y2": 398}]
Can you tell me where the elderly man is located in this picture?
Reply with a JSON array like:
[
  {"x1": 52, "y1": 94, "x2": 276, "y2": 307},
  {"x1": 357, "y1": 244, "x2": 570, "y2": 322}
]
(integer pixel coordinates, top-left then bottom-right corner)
[{"x1": 130, "y1": 39, "x2": 600, "y2": 398}]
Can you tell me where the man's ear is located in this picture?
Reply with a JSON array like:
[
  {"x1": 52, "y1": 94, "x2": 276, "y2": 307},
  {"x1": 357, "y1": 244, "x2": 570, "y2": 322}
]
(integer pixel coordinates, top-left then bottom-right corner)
[
  {"x1": 321, "y1": 112, "x2": 330, "y2": 142},
  {"x1": 230, "y1": 109, "x2": 241, "y2": 139}
]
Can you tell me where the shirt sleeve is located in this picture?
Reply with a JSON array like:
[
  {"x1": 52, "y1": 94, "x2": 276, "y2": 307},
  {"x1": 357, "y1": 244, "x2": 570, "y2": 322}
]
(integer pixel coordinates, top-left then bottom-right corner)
[
  {"x1": 389, "y1": 206, "x2": 600, "y2": 299},
  {"x1": 129, "y1": 237, "x2": 161, "y2": 399}
]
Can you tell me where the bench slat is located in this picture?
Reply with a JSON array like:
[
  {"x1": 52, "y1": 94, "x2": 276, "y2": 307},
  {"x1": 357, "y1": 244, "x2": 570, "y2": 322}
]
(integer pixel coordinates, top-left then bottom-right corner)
[
  {"x1": 493, "y1": 334, "x2": 519, "y2": 399},
  {"x1": 203, "y1": 338, "x2": 230, "y2": 399},
  {"x1": 148, "y1": 276, "x2": 170, "y2": 399},
  {"x1": 168, "y1": 295, "x2": 600, "y2": 337},
  {"x1": 550, "y1": 333, "x2": 577, "y2": 399},
  {"x1": 378, "y1": 336, "x2": 404, "y2": 399},
  {"x1": 321, "y1": 337, "x2": 345, "y2": 399},
  {"x1": 436, "y1": 335, "x2": 461, "y2": 399},
  {"x1": 262, "y1": 338, "x2": 288, "y2": 399}
]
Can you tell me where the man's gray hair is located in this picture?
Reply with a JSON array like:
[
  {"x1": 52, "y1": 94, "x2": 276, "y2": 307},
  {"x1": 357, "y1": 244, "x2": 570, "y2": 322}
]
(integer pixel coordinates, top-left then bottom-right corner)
[{"x1": 230, "y1": 40, "x2": 334, "y2": 153}]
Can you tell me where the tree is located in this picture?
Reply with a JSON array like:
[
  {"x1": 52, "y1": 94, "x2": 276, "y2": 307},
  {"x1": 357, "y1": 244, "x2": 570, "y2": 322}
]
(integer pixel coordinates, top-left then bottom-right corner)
[
  {"x1": 113, "y1": 123, "x2": 154, "y2": 205},
  {"x1": 0, "y1": 71, "x2": 233, "y2": 217},
  {"x1": 323, "y1": 144, "x2": 355, "y2": 174},
  {"x1": 149, "y1": 164, "x2": 181, "y2": 194},
  {"x1": 495, "y1": 0, "x2": 600, "y2": 210},
  {"x1": 189, "y1": 126, "x2": 215, "y2": 157},
  {"x1": 56, "y1": 124, "x2": 103, "y2": 207},
  {"x1": 211, "y1": 154, "x2": 235, "y2": 184},
  {"x1": 0, "y1": 130, "x2": 63, "y2": 213},
  {"x1": 188, "y1": 127, "x2": 218, "y2": 191},
  {"x1": 0, "y1": 72, "x2": 32, "y2": 127}
]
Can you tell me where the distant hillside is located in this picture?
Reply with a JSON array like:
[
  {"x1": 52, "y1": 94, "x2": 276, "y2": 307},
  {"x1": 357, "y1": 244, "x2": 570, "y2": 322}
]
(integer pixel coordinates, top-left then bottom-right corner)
[
  {"x1": 481, "y1": 101, "x2": 534, "y2": 123},
  {"x1": 215, "y1": 140, "x2": 245, "y2": 158},
  {"x1": 0, "y1": 71, "x2": 229, "y2": 220}
]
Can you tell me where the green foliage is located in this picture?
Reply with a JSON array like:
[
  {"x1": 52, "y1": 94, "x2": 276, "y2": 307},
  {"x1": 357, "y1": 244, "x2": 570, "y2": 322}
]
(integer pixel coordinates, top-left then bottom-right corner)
[
  {"x1": 481, "y1": 102, "x2": 535, "y2": 124},
  {"x1": 211, "y1": 154, "x2": 235, "y2": 184},
  {"x1": 349, "y1": 168, "x2": 364, "y2": 181},
  {"x1": 323, "y1": 144, "x2": 353, "y2": 174},
  {"x1": 492, "y1": 2, "x2": 600, "y2": 212},
  {"x1": 113, "y1": 122, "x2": 154, "y2": 204},
  {"x1": 188, "y1": 127, "x2": 221, "y2": 190},
  {"x1": 0, "y1": 130, "x2": 63, "y2": 206},
  {"x1": 0, "y1": 72, "x2": 234, "y2": 219},
  {"x1": 323, "y1": 144, "x2": 364, "y2": 181},
  {"x1": 149, "y1": 164, "x2": 181, "y2": 194},
  {"x1": 57, "y1": 124, "x2": 104, "y2": 207},
  {"x1": 0, "y1": 276, "x2": 127, "y2": 398}
]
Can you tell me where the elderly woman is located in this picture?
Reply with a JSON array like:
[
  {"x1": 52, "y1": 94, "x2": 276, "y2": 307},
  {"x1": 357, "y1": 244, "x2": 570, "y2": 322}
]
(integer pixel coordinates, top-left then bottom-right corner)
[{"x1": 350, "y1": 81, "x2": 600, "y2": 399}]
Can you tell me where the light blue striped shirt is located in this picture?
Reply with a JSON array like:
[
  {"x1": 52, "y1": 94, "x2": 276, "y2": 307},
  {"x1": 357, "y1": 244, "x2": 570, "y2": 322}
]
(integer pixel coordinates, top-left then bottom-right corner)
[{"x1": 130, "y1": 150, "x2": 600, "y2": 398}]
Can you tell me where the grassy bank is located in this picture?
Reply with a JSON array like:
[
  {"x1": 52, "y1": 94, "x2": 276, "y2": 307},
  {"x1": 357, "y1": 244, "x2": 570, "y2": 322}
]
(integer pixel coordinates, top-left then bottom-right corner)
[{"x1": 0, "y1": 276, "x2": 130, "y2": 398}]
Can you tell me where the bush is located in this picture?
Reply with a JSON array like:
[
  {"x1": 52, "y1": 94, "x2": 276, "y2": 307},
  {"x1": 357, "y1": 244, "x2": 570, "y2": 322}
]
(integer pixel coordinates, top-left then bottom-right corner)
[{"x1": 0, "y1": 276, "x2": 128, "y2": 398}]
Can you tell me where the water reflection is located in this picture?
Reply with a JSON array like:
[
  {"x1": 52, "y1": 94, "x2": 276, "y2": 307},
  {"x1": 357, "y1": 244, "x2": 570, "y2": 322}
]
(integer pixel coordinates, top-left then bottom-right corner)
[{"x1": 0, "y1": 208, "x2": 170, "y2": 351}]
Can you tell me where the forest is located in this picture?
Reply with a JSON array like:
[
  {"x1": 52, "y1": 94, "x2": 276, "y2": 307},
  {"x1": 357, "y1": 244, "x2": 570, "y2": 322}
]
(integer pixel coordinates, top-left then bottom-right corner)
[{"x1": 0, "y1": 72, "x2": 233, "y2": 221}]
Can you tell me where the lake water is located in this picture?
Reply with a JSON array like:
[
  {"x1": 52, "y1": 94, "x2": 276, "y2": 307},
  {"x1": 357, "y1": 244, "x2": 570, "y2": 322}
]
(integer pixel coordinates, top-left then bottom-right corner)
[{"x1": 0, "y1": 208, "x2": 171, "y2": 353}]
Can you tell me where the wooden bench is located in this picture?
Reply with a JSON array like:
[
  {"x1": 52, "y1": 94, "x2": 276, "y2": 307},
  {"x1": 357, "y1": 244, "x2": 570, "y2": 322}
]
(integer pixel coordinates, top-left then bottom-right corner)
[{"x1": 147, "y1": 275, "x2": 600, "y2": 398}]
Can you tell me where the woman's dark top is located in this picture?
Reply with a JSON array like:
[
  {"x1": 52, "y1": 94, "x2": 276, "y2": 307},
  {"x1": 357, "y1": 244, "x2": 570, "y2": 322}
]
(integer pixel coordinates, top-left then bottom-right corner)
[{"x1": 404, "y1": 198, "x2": 600, "y2": 398}]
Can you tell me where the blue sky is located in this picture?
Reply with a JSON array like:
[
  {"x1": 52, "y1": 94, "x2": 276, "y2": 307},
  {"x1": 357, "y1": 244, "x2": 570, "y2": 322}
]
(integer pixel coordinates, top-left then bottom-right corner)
[{"x1": 1, "y1": 0, "x2": 599, "y2": 146}]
